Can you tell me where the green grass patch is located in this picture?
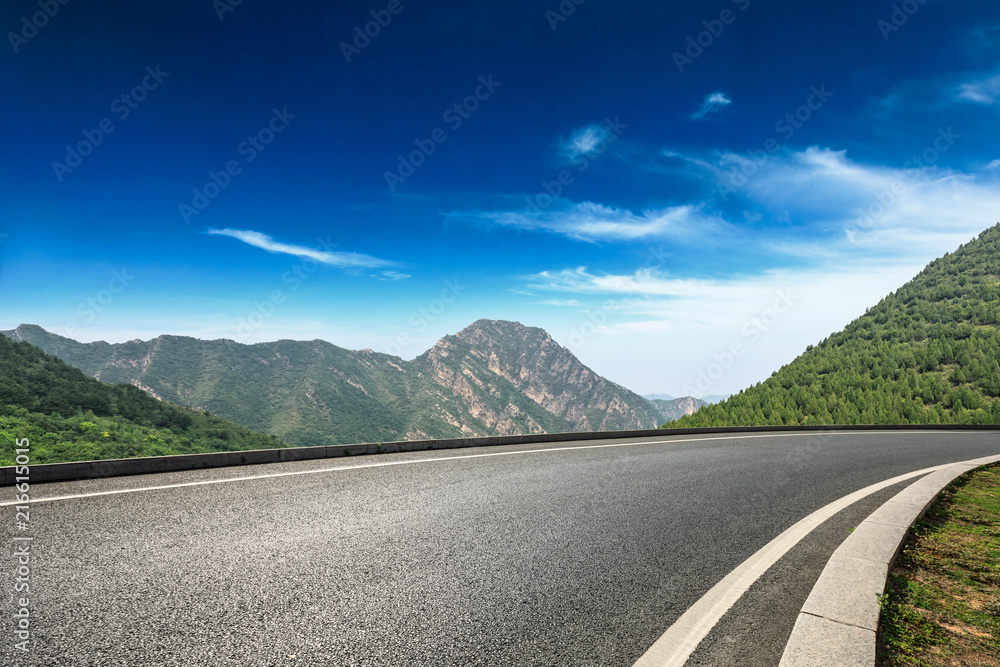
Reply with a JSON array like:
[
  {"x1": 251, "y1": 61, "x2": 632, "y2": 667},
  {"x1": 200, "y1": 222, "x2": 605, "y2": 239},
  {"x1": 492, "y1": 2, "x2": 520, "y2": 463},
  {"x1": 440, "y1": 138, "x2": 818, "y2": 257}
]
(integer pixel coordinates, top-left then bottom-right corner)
[{"x1": 877, "y1": 464, "x2": 1000, "y2": 666}]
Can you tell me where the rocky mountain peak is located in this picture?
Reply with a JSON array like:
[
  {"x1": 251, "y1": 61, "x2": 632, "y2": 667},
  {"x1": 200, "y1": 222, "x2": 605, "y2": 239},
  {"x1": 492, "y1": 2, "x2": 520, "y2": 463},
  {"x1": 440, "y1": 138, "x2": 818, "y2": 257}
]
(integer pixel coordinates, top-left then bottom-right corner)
[
  {"x1": 450, "y1": 319, "x2": 556, "y2": 351},
  {"x1": 10, "y1": 323, "x2": 46, "y2": 340}
]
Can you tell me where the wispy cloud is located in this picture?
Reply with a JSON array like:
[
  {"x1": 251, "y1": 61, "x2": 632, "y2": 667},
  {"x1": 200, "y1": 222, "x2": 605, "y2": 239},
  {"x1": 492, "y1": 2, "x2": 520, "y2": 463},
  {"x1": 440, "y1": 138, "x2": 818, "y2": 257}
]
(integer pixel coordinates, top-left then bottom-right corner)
[
  {"x1": 691, "y1": 91, "x2": 732, "y2": 120},
  {"x1": 648, "y1": 144, "x2": 1000, "y2": 261},
  {"x1": 955, "y1": 73, "x2": 1000, "y2": 104},
  {"x1": 966, "y1": 24, "x2": 1000, "y2": 55},
  {"x1": 560, "y1": 123, "x2": 613, "y2": 161},
  {"x1": 379, "y1": 270, "x2": 411, "y2": 281},
  {"x1": 865, "y1": 69, "x2": 1000, "y2": 120},
  {"x1": 739, "y1": 147, "x2": 1000, "y2": 257},
  {"x1": 447, "y1": 201, "x2": 726, "y2": 243},
  {"x1": 206, "y1": 228, "x2": 396, "y2": 269},
  {"x1": 451, "y1": 141, "x2": 1000, "y2": 256}
]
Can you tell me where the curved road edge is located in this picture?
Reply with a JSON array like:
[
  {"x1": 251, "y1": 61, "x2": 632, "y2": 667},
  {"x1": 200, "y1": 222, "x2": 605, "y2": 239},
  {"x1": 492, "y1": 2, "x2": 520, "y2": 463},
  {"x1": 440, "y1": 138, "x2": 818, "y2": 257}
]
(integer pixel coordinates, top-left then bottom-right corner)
[{"x1": 778, "y1": 453, "x2": 1000, "y2": 666}]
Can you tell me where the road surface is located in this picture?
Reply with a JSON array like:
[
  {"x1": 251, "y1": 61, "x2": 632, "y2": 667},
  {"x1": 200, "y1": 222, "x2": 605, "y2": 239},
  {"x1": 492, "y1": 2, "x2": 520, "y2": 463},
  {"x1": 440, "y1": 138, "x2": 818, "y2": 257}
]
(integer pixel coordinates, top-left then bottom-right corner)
[{"x1": 3, "y1": 430, "x2": 998, "y2": 666}]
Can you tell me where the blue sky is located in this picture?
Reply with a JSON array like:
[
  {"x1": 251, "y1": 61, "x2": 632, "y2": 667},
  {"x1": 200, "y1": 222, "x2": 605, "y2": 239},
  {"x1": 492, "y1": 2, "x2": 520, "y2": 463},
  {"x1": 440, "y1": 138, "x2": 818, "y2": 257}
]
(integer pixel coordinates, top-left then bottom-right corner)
[{"x1": 2, "y1": 0, "x2": 1000, "y2": 397}]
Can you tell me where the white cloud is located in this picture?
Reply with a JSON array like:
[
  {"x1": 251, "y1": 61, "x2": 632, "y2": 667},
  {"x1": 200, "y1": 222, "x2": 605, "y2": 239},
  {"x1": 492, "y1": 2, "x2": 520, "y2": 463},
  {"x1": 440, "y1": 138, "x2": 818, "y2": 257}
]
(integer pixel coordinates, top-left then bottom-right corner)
[
  {"x1": 560, "y1": 123, "x2": 613, "y2": 161},
  {"x1": 653, "y1": 144, "x2": 1000, "y2": 261},
  {"x1": 448, "y1": 201, "x2": 727, "y2": 244},
  {"x1": 453, "y1": 143, "x2": 1000, "y2": 257},
  {"x1": 530, "y1": 264, "x2": 909, "y2": 329},
  {"x1": 740, "y1": 147, "x2": 1000, "y2": 257},
  {"x1": 379, "y1": 270, "x2": 412, "y2": 281},
  {"x1": 691, "y1": 91, "x2": 732, "y2": 120},
  {"x1": 956, "y1": 73, "x2": 1000, "y2": 104},
  {"x1": 864, "y1": 69, "x2": 1000, "y2": 120},
  {"x1": 987, "y1": 159, "x2": 1000, "y2": 169},
  {"x1": 206, "y1": 228, "x2": 396, "y2": 269}
]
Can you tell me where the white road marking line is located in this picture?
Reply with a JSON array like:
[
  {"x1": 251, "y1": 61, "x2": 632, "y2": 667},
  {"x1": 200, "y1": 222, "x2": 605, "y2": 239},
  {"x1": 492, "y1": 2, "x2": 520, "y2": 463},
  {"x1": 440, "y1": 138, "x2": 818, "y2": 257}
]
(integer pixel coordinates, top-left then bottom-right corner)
[
  {"x1": 630, "y1": 463, "x2": 949, "y2": 667},
  {"x1": 0, "y1": 430, "x2": 952, "y2": 507}
]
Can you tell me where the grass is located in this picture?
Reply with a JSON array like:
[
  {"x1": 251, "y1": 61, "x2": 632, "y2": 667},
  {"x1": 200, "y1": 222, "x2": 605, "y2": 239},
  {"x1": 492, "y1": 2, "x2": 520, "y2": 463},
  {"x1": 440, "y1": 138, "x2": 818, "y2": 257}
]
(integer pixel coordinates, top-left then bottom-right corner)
[{"x1": 877, "y1": 464, "x2": 1000, "y2": 666}]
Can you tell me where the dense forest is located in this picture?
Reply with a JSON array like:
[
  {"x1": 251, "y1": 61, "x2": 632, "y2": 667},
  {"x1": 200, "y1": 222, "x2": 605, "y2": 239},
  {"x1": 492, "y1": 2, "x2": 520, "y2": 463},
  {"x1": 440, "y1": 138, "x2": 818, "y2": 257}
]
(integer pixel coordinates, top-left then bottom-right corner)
[
  {"x1": 0, "y1": 335, "x2": 288, "y2": 466},
  {"x1": 666, "y1": 224, "x2": 1000, "y2": 428}
]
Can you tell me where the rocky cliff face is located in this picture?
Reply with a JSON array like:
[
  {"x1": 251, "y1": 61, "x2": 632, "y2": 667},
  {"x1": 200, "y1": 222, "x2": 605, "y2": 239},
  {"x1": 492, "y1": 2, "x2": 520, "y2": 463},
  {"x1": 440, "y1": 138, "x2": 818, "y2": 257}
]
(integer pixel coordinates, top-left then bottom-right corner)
[
  {"x1": 428, "y1": 320, "x2": 661, "y2": 432},
  {"x1": 650, "y1": 396, "x2": 707, "y2": 422},
  {"x1": 3, "y1": 319, "x2": 664, "y2": 446}
]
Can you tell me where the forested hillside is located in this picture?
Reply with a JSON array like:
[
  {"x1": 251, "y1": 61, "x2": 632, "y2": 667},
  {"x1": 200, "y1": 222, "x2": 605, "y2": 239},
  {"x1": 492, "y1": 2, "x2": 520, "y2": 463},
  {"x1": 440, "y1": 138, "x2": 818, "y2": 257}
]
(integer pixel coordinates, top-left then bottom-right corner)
[
  {"x1": 667, "y1": 224, "x2": 1000, "y2": 427},
  {"x1": 0, "y1": 336, "x2": 288, "y2": 465}
]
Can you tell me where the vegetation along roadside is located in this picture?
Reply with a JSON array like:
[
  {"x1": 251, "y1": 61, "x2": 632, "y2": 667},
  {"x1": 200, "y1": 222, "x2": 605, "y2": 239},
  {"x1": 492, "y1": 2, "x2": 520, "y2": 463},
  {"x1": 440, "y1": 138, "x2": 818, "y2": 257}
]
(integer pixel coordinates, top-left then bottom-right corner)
[{"x1": 877, "y1": 463, "x2": 1000, "y2": 666}]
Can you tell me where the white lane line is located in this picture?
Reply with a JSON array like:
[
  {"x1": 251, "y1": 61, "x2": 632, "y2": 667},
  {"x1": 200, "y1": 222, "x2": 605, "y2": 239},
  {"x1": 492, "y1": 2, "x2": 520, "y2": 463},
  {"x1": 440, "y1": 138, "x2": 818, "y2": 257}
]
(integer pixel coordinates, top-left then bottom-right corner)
[
  {"x1": 630, "y1": 463, "x2": 949, "y2": 667},
  {"x1": 0, "y1": 430, "x2": 955, "y2": 507}
]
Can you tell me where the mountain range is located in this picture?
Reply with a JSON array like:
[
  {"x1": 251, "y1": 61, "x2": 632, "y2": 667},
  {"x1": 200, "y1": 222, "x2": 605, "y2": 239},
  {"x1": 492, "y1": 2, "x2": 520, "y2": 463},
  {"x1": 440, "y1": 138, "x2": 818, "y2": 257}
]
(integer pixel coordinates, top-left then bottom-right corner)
[
  {"x1": 3, "y1": 319, "x2": 698, "y2": 448},
  {"x1": 8, "y1": 223, "x2": 998, "y2": 462}
]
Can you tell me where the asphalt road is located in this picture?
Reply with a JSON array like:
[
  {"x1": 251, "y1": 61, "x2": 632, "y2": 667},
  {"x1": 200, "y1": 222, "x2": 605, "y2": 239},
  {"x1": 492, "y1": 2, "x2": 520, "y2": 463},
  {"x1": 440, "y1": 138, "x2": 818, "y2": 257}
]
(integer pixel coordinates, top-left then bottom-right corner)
[{"x1": 3, "y1": 430, "x2": 999, "y2": 666}]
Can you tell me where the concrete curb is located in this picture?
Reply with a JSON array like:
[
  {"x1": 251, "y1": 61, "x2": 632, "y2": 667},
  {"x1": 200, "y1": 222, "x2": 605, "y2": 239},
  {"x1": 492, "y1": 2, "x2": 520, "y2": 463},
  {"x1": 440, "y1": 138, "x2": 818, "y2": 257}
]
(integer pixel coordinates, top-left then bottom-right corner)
[
  {"x1": 2, "y1": 424, "x2": 997, "y2": 486},
  {"x1": 778, "y1": 453, "x2": 1000, "y2": 666}
]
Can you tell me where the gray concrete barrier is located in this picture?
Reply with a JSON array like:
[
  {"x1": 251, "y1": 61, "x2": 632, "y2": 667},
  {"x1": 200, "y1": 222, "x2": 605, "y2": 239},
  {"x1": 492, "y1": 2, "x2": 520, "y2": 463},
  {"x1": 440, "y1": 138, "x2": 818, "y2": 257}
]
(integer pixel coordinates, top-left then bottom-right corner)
[{"x1": 2, "y1": 423, "x2": 998, "y2": 485}]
